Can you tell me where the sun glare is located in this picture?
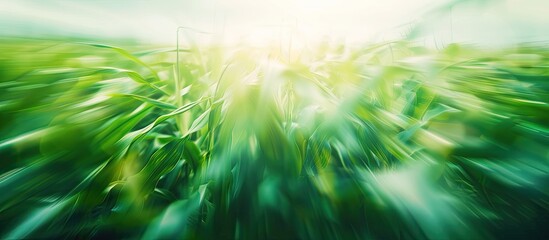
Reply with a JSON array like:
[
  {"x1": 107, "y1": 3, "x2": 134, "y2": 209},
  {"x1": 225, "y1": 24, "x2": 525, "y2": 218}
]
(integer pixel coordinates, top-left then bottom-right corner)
[{"x1": 1, "y1": 0, "x2": 548, "y2": 239}]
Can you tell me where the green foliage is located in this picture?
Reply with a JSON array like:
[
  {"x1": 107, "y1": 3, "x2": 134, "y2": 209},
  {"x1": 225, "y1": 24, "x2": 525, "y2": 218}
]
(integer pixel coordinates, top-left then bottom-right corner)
[{"x1": 0, "y1": 38, "x2": 547, "y2": 239}]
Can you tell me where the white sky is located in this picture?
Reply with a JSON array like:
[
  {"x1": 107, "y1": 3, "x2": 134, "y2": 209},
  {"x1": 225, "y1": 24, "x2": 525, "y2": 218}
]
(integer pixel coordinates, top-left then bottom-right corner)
[{"x1": 0, "y1": 0, "x2": 548, "y2": 46}]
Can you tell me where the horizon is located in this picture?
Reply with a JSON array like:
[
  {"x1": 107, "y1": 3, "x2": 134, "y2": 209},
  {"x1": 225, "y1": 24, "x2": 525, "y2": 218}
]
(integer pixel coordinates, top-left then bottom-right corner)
[{"x1": 1, "y1": 0, "x2": 548, "y2": 47}]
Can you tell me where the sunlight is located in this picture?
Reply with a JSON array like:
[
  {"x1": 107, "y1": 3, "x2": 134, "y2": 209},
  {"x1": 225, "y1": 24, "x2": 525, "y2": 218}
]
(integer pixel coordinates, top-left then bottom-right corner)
[{"x1": 1, "y1": 0, "x2": 548, "y2": 239}]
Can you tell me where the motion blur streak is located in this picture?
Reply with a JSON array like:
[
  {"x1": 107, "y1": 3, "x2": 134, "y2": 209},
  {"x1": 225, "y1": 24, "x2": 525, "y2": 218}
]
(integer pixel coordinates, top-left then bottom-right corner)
[{"x1": 0, "y1": 1, "x2": 548, "y2": 239}]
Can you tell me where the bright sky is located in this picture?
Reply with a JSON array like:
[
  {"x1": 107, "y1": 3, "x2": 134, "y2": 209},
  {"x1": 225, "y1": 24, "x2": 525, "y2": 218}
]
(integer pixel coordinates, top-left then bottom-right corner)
[{"x1": 0, "y1": 0, "x2": 547, "y2": 46}]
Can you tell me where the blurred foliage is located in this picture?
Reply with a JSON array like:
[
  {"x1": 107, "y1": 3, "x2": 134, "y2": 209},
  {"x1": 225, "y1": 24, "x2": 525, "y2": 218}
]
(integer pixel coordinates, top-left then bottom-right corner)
[{"x1": 0, "y1": 37, "x2": 548, "y2": 239}]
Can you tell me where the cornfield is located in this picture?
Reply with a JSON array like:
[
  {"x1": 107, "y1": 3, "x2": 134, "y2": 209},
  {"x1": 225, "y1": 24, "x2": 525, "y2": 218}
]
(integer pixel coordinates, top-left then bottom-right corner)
[{"x1": 1, "y1": 2, "x2": 548, "y2": 239}]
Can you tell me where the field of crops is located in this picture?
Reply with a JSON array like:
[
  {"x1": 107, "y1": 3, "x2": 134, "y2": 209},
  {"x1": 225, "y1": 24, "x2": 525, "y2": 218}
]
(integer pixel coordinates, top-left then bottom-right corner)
[{"x1": 0, "y1": 36, "x2": 548, "y2": 239}]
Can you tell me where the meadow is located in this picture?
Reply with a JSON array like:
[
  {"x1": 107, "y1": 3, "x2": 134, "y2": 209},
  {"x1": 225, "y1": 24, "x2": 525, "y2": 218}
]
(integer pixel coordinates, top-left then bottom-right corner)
[{"x1": 0, "y1": 37, "x2": 547, "y2": 239}]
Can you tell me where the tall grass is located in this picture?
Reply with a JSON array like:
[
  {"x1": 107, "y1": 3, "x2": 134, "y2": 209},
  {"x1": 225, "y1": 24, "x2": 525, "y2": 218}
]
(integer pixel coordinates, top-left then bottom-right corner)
[{"x1": 0, "y1": 37, "x2": 547, "y2": 239}]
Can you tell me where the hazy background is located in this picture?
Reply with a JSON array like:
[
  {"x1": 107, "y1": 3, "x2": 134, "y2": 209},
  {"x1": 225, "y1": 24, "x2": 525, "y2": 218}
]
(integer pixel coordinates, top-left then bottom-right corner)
[{"x1": 1, "y1": 0, "x2": 548, "y2": 46}]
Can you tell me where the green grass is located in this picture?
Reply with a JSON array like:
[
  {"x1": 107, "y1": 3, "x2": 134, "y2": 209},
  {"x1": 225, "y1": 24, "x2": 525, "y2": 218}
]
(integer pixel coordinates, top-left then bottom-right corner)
[{"x1": 0, "y1": 37, "x2": 548, "y2": 239}]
